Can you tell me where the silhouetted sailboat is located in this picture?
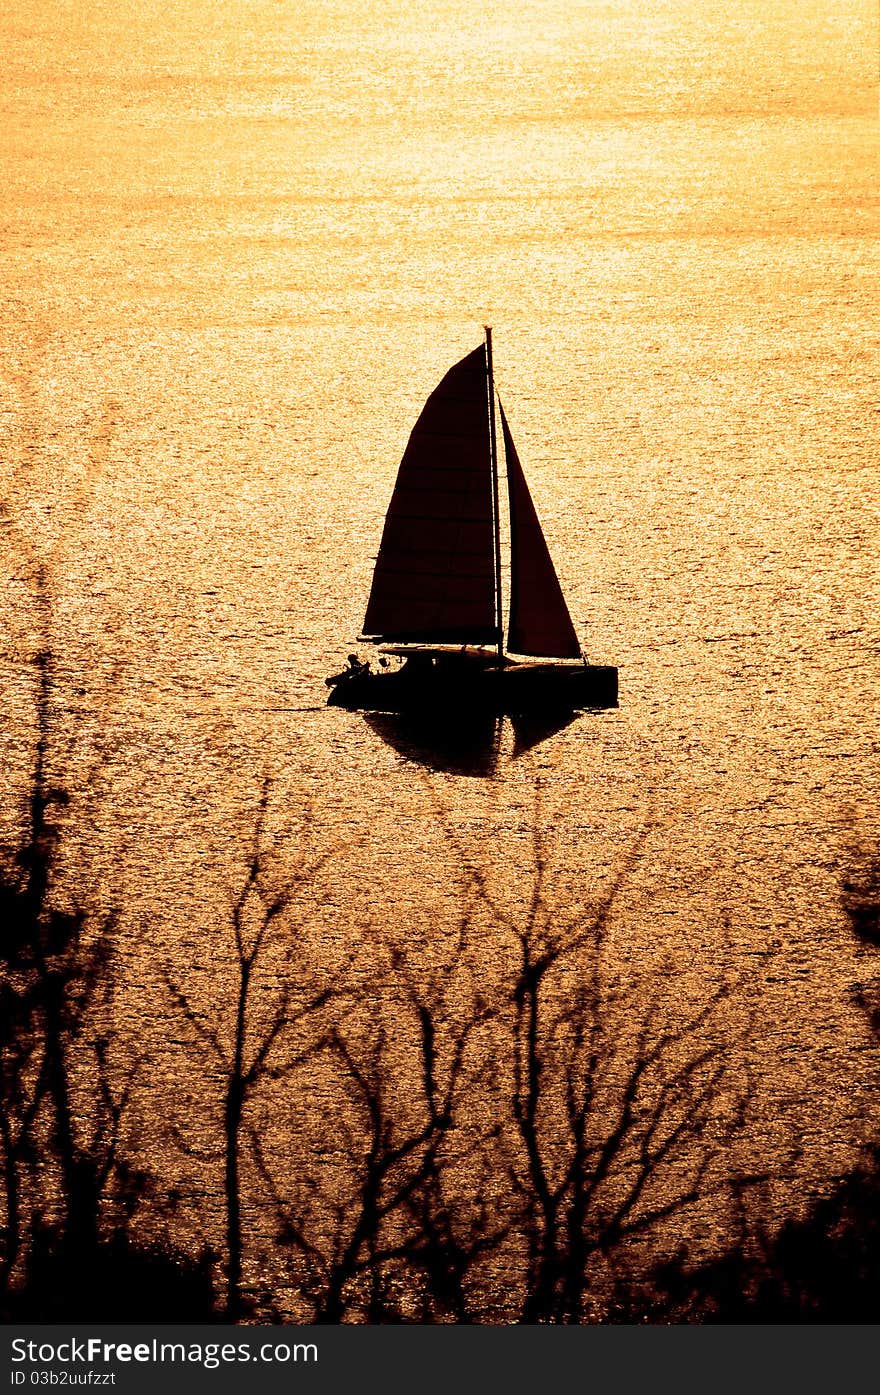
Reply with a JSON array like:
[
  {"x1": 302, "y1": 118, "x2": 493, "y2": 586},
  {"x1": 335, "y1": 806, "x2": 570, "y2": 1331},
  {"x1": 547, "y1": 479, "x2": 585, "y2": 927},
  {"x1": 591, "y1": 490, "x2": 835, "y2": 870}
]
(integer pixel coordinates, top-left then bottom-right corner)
[{"x1": 327, "y1": 329, "x2": 617, "y2": 715}]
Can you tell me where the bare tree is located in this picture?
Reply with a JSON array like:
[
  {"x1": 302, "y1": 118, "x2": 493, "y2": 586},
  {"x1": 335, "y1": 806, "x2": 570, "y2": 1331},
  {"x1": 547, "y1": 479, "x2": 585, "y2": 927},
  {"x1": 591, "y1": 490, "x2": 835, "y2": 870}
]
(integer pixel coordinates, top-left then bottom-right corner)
[
  {"x1": 235, "y1": 780, "x2": 749, "y2": 1323},
  {"x1": 0, "y1": 366, "x2": 209, "y2": 1318},
  {"x1": 164, "y1": 779, "x2": 350, "y2": 1319},
  {"x1": 443, "y1": 789, "x2": 747, "y2": 1321}
]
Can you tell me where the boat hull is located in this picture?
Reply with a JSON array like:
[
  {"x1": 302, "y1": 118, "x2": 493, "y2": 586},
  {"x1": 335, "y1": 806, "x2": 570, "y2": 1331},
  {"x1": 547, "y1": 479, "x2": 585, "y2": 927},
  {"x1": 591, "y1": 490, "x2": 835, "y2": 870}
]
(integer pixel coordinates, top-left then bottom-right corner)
[{"x1": 327, "y1": 661, "x2": 618, "y2": 715}]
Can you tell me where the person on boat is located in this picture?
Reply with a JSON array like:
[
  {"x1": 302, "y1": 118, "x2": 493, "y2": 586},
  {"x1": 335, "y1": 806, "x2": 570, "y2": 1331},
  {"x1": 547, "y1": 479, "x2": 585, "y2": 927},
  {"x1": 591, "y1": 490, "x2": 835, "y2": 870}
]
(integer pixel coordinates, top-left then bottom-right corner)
[{"x1": 325, "y1": 654, "x2": 370, "y2": 688}]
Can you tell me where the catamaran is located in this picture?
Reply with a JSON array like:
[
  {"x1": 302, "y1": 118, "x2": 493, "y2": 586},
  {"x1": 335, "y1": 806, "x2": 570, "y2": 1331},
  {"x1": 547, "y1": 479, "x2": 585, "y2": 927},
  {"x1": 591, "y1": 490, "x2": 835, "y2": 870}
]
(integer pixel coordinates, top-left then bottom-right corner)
[{"x1": 326, "y1": 328, "x2": 617, "y2": 715}]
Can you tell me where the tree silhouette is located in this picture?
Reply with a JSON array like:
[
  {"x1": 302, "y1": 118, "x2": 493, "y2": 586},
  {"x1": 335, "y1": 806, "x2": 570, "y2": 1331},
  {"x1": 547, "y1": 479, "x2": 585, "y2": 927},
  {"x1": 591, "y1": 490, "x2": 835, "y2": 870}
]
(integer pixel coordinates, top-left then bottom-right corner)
[{"x1": 164, "y1": 779, "x2": 351, "y2": 1319}]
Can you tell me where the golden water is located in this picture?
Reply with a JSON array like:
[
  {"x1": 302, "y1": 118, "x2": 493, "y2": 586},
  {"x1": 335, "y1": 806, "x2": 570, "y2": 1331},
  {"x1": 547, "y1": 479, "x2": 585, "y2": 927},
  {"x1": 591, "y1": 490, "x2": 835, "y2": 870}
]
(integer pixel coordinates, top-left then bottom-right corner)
[{"x1": 2, "y1": 0, "x2": 878, "y2": 1306}]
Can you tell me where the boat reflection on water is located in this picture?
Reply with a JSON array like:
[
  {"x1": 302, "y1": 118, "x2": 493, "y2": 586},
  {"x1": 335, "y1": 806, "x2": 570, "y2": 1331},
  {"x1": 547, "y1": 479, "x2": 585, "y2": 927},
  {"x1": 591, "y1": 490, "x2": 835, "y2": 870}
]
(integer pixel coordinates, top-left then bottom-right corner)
[
  {"x1": 508, "y1": 708, "x2": 582, "y2": 758},
  {"x1": 363, "y1": 711, "x2": 502, "y2": 777},
  {"x1": 363, "y1": 708, "x2": 582, "y2": 777}
]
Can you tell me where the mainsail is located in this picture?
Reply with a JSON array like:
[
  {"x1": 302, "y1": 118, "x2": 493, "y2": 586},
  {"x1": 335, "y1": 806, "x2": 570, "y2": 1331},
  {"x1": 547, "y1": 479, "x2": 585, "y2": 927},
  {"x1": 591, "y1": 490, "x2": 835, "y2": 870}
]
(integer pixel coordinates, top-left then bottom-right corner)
[
  {"x1": 501, "y1": 404, "x2": 582, "y2": 660},
  {"x1": 362, "y1": 347, "x2": 498, "y2": 645}
]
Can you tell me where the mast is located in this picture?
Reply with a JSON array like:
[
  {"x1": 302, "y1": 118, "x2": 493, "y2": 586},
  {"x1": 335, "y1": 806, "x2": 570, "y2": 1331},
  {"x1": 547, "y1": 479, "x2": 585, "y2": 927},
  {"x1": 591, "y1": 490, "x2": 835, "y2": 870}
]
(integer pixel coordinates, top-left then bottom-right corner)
[{"x1": 484, "y1": 325, "x2": 504, "y2": 657}]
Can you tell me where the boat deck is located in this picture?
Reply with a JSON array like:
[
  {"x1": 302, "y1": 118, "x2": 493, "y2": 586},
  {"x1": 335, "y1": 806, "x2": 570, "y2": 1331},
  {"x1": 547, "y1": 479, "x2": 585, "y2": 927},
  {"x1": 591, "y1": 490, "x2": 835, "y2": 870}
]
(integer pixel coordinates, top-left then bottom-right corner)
[{"x1": 327, "y1": 659, "x2": 618, "y2": 715}]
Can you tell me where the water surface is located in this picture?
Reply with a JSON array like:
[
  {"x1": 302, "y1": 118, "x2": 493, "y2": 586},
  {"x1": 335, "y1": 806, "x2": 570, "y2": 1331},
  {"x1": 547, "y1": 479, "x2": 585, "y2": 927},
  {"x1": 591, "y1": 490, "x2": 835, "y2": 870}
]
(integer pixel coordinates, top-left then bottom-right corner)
[{"x1": 2, "y1": 0, "x2": 878, "y2": 1306}]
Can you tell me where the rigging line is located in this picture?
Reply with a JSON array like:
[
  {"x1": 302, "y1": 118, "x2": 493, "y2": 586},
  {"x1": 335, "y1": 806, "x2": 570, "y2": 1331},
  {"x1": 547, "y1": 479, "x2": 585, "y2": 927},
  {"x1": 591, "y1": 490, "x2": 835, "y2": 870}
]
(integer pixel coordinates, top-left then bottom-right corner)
[{"x1": 484, "y1": 325, "x2": 503, "y2": 656}]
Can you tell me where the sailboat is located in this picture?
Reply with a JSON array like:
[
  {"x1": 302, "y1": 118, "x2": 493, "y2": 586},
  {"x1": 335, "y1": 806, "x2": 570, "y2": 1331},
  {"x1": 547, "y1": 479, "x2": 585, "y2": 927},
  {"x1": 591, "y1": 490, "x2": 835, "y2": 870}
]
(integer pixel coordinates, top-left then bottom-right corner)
[{"x1": 326, "y1": 329, "x2": 617, "y2": 715}]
